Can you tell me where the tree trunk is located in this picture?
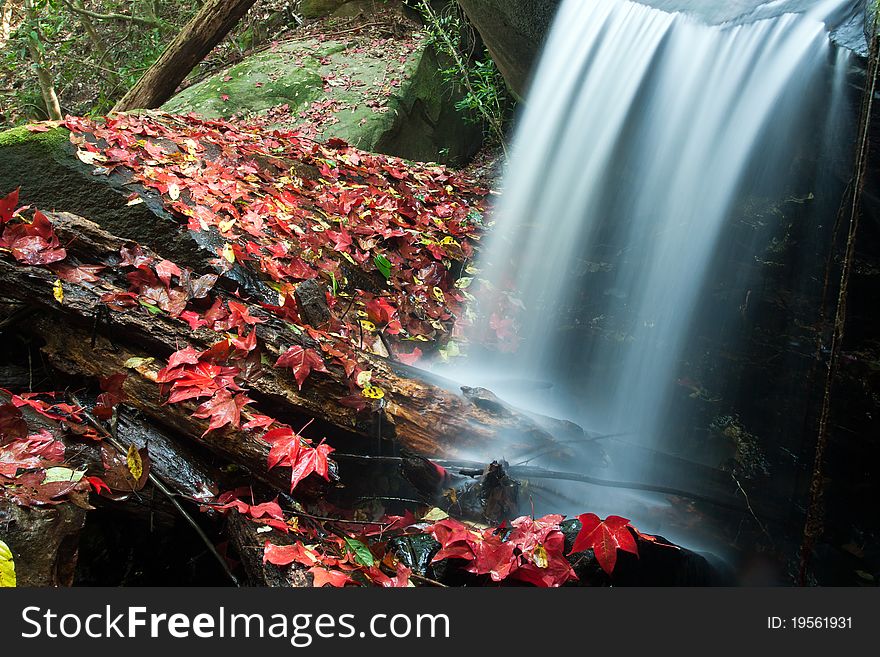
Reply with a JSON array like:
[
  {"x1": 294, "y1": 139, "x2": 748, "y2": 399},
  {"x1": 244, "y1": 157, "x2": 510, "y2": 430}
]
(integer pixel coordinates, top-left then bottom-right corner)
[
  {"x1": 23, "y1": 0, "x2": 63, "y2": 120},
  {"x1": 113, "y1": 0, "x2": 258, "y2": 111},
  {"x1": 1, "y1": 0, "x2": 13, "y2": 44}
]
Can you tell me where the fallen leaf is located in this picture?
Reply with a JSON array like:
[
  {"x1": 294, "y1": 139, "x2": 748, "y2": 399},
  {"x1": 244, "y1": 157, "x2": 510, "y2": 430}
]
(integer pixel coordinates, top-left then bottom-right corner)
[{"x1": 0, "y1": 540, "x2": 15, "y2": 587}]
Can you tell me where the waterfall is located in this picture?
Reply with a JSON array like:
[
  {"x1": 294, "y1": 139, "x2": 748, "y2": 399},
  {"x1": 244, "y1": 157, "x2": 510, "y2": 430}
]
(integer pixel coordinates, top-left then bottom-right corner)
[{"x1": 448, "y1": 0, "x2": 857, "y2": 535}]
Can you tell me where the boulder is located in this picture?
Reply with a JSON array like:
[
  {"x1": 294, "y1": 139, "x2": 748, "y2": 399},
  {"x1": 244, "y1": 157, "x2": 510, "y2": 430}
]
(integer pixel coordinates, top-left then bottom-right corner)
[
  {"x1": 299, "y1": 0, "x2": 349, "y2": 19},
  {"x1": 163, "y1": 28, "x2": 483, "y2": 165},
  {"x1": 456, "y1": 0, "x2": 559, "y2": 98}
]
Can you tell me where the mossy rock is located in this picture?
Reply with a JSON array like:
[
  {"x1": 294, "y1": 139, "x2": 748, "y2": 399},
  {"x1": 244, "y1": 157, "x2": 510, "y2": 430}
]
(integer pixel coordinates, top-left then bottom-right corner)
[
  {"x1": 163, "y1": 33, "x2": 483, "y2": 166},
  {"x1": 299, "y1": 0, "x2": 349, "y2": 19},
  {"x1": 0, "y1": 126, "x2": 212, "y2": 268}
]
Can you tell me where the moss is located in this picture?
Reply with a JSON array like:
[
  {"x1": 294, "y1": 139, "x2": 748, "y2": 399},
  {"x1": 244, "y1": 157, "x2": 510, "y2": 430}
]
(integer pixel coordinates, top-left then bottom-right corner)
[
  {"x1": 162, "y1": 35, "x2": 482, "y2": 165},
  {"x1": 0, "y1": 125, "x2": 207, "y2": 267},
  {"x1": 163, "y1": 43, "x2": 326, "y2": 119},
  {"x1": 0, "y1": 125, "x2": 70, "y2": 150}
]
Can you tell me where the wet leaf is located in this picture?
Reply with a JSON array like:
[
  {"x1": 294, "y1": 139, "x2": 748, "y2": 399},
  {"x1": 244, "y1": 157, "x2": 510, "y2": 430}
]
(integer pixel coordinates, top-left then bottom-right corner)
[
  {"x1": 344, "y1": 536, "x2": 375, "y2": 567},
  {"x1": 569, "y1": 513, "x2": 638, "y2": 575},
  {"x1": 0, "y1": 540, "x2": 15, "y2": 587}
]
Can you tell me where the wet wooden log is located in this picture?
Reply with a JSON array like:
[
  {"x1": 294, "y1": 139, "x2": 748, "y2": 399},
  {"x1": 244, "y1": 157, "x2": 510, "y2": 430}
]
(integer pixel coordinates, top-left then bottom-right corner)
[
  {"x1": 225, "y1": 511, "x2": 310, "y2": 587},
  {"x1": 0, "y1": 211, "x2": 569, "y2": 464}
]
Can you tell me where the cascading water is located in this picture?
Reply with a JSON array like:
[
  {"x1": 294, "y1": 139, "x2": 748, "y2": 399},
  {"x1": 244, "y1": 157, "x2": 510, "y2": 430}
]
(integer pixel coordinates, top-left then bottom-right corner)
[{"x1": 446, "y1": 0, "x2": 858, "y2": 546}]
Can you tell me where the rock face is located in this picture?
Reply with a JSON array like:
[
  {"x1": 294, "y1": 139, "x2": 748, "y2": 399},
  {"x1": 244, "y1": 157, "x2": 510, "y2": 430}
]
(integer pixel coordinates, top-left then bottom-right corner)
[
  {"x1": 163, "y1": 26, "x2": 483, "y2": 165},
  {"x1": 456, "y1": 0, "x2": 559, "y2": 98}
]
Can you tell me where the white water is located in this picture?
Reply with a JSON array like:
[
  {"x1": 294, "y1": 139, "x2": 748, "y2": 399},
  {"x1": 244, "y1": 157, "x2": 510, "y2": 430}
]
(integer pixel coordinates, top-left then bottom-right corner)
[{"x1": 448, "y1": 0, "x2": 855, "y2": 528}]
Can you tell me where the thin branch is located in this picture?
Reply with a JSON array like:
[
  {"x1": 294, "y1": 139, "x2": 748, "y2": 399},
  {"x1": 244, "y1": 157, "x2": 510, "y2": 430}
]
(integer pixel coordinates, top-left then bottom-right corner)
[{"x1": 60, "y1": 0, "x2": 163, "y2": 28}]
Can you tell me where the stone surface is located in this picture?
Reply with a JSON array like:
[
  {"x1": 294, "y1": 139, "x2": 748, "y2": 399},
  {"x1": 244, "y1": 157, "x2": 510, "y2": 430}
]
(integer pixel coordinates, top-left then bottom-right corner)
[
  {"x1": 163, "y1": 25, "x2": 483, "y2": 165},
  {"x1": 299, "y1": 0, "x2": 349, "y2": 19},
  {"x1": 456, "y1": 0, "x2": 559, "y2": 98},
  {"x1": 0, "y1": 126, "x2": 213, "y2": 269}
]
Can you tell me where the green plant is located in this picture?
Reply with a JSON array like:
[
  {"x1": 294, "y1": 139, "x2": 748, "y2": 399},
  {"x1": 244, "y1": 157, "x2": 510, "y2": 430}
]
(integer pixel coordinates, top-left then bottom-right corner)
[{"x1": 417, "y1": 1, "x2": 510, "y2": 154}]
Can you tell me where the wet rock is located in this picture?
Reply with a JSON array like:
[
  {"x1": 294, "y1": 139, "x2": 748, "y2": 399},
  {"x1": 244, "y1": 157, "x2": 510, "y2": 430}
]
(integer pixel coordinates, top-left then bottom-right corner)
[{"x1": 0, "y1": 501, "x2": 87, "y2": 586}]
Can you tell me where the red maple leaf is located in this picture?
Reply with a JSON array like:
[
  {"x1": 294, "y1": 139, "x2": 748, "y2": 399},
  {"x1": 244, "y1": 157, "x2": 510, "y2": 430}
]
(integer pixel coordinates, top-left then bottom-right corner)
[
  {"x1": 264, "y1": 428, "x2": 299, "y2": 469},
  {"x1": 275, "y1": 345, "x2": 328, "y2": 389},
  {"x1": 510, "y1": 530, "x2": 577, "y2": 587},
  {"x1": 1, "y1": 210, "x2": 67, "y2": 265},
  {"x1": 248, "y1": 499, "x2": 283, "y2": 521},
  {"x1": 264, "y1": 541, "x2": 319, "y2": 567},
  {"x1": 0, "y1": 187, "x2": 19, "y2": 223},
  {"x1": 192, "y1": 389, "x2": 252, "y2": 435},
  {"x1": 569, "y1": 513, "x2": 638, "y2": 575},
  {"x1": 396, "y1": 347, "x2": 422, "y2": 365},
  {"x1": 84, "y1": 475, "x2": 111, "y2": 495},
  {"x1": 49, "y1": 262, "x2": 105, "y2": 283},
  {"x1": 309, "y1": 566, "x2": 354, "y2": 587},
  {"x1": 288, "y1": 440, "x2": 333, "y2": 491},
  {"x1": 155, "y1": 259, "x2": 181, "y2": 287},
  {"x1": 165, "y1": 346, "x2": 203, "y2": 370}
]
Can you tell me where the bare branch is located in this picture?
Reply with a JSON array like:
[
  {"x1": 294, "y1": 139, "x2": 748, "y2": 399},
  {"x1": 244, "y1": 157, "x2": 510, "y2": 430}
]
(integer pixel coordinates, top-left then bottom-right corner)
[{"x1": 60, "y1": 0, "x2": 163, "y2": 28}]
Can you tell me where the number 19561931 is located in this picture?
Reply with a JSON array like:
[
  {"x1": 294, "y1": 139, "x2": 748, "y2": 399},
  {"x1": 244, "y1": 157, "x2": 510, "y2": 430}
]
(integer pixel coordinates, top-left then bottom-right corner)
[{"x1": 767, "y1": 617, "x2": 852, "y2": 629}]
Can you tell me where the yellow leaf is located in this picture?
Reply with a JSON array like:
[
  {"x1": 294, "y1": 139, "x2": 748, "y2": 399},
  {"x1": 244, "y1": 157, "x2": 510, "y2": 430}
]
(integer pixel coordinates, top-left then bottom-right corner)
[
  {"x1": 362, "y1": 385, "x2": 385, "y2": 400},
  {"x1": 167, "y1": 183, "x2": 180, "y2": 200},
  {"x1": 356, "y1": 370, "x2": 372, "y2": 387},
  {"x1": 422, "y1": 507, "x2": 449, "y2": 522},
  {"x1": 126, "y1": 196, "x2": 144, "y2": 207},
  {"x1": 533, "y1": 544, "x2": 549, "y2": 569},
  {"x1": 126, "y1": 445, "x2": 143, "y2": 481},
  {"x1": 359, "y1": 319, "x2": 376, "y2": 332},
  {"x1": 432, "y1": 287, "x2": 445, "y2": 303},
  {"x1": 221, "y1": 243, "x2": 235, "y2": 263},
  {"x1": 218, "y1": 218, "x2": 236, "y2": 232},
  {"x1": 0, "y1": 539, "x2": 16, "y2": 587},
  {"x1": 52, "y1": 279, "x2": 63, "y2": 304}
]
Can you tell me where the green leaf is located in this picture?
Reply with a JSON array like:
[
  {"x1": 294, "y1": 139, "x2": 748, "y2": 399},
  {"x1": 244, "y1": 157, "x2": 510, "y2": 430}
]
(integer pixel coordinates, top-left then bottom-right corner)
[
  {"x1": 373, "y1": 254, "x2": 392, "y2": 280},
  {"x1": 0, "y1": 540, "x2": 16, "y2": 587},
  {"x1": 344, "y1": 537, "x2": 375, "y2": 568},
  {"x1": 138, "y1": 300, "x2": 163, "y2": 314}
]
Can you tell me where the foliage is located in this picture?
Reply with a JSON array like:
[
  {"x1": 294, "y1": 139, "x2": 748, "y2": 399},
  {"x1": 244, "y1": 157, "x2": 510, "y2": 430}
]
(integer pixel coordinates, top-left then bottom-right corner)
[
  {"x1": 0, "y1": 0, "x2": 298, "y2": 127},
  {"x1": 416, "y1": 1, "x2": 511, "y2": 151}
]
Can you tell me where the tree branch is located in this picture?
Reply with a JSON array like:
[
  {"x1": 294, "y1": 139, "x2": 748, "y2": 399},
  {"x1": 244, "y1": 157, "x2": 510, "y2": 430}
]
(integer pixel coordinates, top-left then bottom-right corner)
[{"x1": 60, "y1": 0, "x2": 163, "y2": 28}]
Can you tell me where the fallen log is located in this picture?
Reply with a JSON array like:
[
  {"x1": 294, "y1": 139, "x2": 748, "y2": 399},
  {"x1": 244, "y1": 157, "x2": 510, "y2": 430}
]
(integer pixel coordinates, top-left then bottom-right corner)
[{"x1": 0, "y1": 211, "x2": 569, "y2": 465}]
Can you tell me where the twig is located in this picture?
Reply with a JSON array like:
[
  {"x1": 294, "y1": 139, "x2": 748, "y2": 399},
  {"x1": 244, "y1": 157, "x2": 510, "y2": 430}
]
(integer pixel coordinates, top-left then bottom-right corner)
[{"x1": 731, "y1": 473, "x2": 771, "y2": 541}]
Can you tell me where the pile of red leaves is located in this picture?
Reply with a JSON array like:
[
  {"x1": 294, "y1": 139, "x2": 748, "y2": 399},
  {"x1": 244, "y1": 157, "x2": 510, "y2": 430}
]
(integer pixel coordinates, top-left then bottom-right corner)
[{"x1": 64, "y1": 111, "x2": 490, "y2": 364}]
